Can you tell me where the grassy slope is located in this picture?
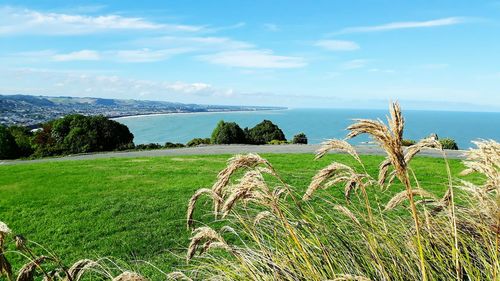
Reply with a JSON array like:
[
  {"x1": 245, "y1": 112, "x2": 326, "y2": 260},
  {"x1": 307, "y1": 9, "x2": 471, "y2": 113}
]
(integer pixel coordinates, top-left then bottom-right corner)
[{"x1": 0, "y1": 154, "x2": 467, "y2": 275}]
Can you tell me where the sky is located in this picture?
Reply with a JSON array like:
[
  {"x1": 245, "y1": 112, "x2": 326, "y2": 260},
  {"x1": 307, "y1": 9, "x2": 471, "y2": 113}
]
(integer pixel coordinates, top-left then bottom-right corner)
[{"x1": 0, "y1": 1, "x2": 499, "y2": 111}]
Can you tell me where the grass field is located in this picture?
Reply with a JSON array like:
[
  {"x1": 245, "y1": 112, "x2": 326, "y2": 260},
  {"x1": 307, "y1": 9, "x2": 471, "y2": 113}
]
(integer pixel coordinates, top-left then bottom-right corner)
[{"x1": 0, "y1": 154, "x2": 469, "y2": 276}]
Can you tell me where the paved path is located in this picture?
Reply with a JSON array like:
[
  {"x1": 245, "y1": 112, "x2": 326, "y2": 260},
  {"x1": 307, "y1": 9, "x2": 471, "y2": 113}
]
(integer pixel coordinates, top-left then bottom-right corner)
[{"x1": 0, "y1": 144, "x2": 467, "y2": 165}]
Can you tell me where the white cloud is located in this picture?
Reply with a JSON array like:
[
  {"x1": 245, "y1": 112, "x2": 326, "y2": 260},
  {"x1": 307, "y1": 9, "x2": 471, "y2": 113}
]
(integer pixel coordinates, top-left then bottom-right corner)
[
  {"x1": 135, "y1": 36, "x2": 255, "y2": 51},
  {"x1": 198, "y1": 50, "x2": 306, "y2": 69},
  {"x1": 0, "y1": 6, "x2": 203, "y2": 35},
  {"x1": 342, "y1": 59, "x2": 368, "y2": 69},
  {"x1": 112, "y1": 48, "x2": 192, "y2": 62},
  {"x1": 0, "y1": 68, "x2": 230, "y2": 100},
  {"x1": 52, "y1": 50, "x2": 100, "y2": 61},
  {"x1": 335, "y1": 17, "x2": 465, "y2": 34},
  {"x1": 314, "y1": 40, "x2": 359, "y2": 51}
]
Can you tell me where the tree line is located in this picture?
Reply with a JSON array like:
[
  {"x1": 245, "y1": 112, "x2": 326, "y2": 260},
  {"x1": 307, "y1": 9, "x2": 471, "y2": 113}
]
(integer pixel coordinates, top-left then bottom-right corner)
[{"x1": 0, "y1": 115, "x2": 307, "y2": 159}]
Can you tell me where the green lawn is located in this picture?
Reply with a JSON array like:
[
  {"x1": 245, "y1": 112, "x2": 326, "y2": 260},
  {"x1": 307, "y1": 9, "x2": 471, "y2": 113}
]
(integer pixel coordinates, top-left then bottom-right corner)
[{"x1": 0, "y1": 154, "x2": 468, "y2": 276}]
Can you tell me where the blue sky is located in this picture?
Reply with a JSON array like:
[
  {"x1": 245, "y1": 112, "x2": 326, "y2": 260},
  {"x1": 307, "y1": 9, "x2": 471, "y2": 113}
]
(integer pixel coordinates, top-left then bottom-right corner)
[{"x1": 1, "y1": 1, "x2": 499, "y2": 111}]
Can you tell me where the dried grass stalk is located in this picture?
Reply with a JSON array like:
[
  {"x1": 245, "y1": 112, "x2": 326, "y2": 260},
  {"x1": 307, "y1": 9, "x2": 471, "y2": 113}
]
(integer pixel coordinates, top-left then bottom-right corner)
[
  {"x1": 303, "y1": 162, "x2": 355, "y2": 200},
  {"x1": 112, "y1": 271, "x2": 148, "y2": 281},
  {"x1": 254, "y1": 211, "x2": 272, "y2": 226},
  {"x1": 166, "y1": 271, "x2": 193, "y2": 280},
  {"x1": 65, "y1": 259, "x2": 97, "y2": 281},
  {"x1": 212, "y1": 154, "x2": 274, "y2": 213},
  {"x1": 385, "y1": 189, "x2": 437, "y2": 211},
  {"x1": 186, "y1": 188, "x2": 222, "y2": 229},
  {"x1": 331, "y1": 274, "x2": 371, "y2": 280},
  {"x1": 16, "y1": 256, "x2": 48, "y2": 281},
  {"x1": 329, "y1": 274, "x2": 371, "y2": 281},
  {"x1": 334, "y1": 205, "x2": 361, "y2": 226},
  {"x1": 187, "y1": 227, "x2": 229, "y2": 261},
  {"x1": 315, "y1": 139, "x2": 362, "y2": 164},
  {"x1": 404, "y1": 137, "x2": 442, "y2": 163}
]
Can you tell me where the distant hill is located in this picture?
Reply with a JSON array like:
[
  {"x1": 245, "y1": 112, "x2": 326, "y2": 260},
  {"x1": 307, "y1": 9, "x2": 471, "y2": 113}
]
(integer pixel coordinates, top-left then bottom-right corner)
[{"x1": 0, "y1": 94, "x2": 285, "y2": 127}]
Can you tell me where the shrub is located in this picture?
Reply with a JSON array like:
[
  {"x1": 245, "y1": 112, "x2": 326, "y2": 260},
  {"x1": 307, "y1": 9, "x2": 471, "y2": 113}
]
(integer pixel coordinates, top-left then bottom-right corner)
[
  {"x1": 439, "y1": 138, "x2": 459, "y2": 150},
  {"x1": 268, "y1": 139, "x2": 288, "y2": 145},
  {"x1": 186, "y1": 138, "x2": 211, "y2": 147},
  {"x1": 164, "y1": 142, "x2": 185, "y2": 149},
  {"x1": 292, "y1": 133, "x2": 308, "y2": 144},
  {"x1": 211, "y1": 120, "x2": 246, "y2": 144},
  {"x1": 246, "y1": 120, "x2": 286, "y2": 144},
  {"x1": 135, "y1": 143, "x2": 163, "y2": 150},
  {"x1": 0, "y1": 125, "x2": 19, "y2": 159},
  {"x1": 402, "y1": 139, "x2": 416, "y2": 146}
]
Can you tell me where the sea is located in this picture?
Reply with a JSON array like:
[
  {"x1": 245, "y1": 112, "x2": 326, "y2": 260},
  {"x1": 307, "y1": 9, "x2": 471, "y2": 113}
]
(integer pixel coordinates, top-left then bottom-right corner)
[{"x1": 114, "y1": 108, "x2": 500, "y2": 149}]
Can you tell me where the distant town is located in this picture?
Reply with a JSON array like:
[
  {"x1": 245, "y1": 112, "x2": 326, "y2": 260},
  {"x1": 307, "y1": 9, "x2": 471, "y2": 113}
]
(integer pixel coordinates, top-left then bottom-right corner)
[{"x1": 0, "y1": 94, "x2": 285, "y2": 127}]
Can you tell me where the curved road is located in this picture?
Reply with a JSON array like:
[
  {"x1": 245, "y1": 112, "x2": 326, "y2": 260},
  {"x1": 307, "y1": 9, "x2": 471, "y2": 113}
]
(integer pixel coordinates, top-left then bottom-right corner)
[{"x1": 0, "y1": 144, "x2": 466, "y2": 165}]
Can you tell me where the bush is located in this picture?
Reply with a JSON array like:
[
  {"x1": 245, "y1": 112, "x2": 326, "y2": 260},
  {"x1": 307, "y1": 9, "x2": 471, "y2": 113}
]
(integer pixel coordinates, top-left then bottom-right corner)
[
  {"x1": 135, "y1": 143, "x2": 163, "y2": 150},
  {"x1": 292, "y1": 133, "x2": 308, "y2": 144},
  {"x1": 402, "y1": 139, "x2": 416, "y2": 146},
  {"x1": 0, "y1": 125, "x2": 19, "y2": 159},
  {"x1": 440, "y1": 138, "x2": 459, "y2": 150},
  {"x1": 268, "y1": 139, "x2": 288, "y2": 145},
  {"x1": 164, "y1": 142, "x2": 185, "y2": 149},
  {"x1": 186, "y1": 138, "x2": 211, "y2": 147},
  {"x1": 246, "y1": 120, "x2": 286, "y2": 144},
  {"x1": 32, "y1": 114, "x2": 134, "y2": 156},
  {"x1": 7, "y1": 125, "x2": 33, "y2": 158},
  {"x1": 211, "y1": 120, "x2": 246, "y2": 144}
]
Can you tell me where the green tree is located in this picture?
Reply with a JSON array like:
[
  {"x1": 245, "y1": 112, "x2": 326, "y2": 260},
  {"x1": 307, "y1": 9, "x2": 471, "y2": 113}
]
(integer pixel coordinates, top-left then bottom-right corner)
[
  {"x1": 186, "y1": 138, "x2": 211, "y2": 147},
  {"x1": 439, "y1": 138, "x2": 459, "y2": 150},
  {"x1": 247, "y1": 120, "x2": 286, "y2": 144},
  {"x1": 0, "y1": 125, "x2": 19, "y2": 159},
  {"x1": 33, "y1": 114, "x2": 134, "y2": 156},
  {"x1": 7, "y1": 125, "x2": 34, "y2": 157},
  {"x1": 292, "y1": 133, "x2": 308, "y2": 144},
  {"x1": 211, "y1": 120, "x2": 246, "y2": 144}
]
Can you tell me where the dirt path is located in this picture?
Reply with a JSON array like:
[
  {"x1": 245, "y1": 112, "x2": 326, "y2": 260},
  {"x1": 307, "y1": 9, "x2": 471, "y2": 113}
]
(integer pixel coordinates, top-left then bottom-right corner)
[{"x1": 0, "y1": 144, "x2": 466, "y2": 165}]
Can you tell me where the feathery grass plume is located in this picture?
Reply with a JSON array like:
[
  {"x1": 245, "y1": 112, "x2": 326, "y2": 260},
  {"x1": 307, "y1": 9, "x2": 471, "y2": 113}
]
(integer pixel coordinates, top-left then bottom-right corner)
[
  {"x1": 404, "y1": 137, "x2": 442, "y2": 163},
  {"x1": 166, "y1": 271, "x2": 193, "y2": 280},
  {"x1": 0, "y1": 221, "x2": 10, "y2": 237},
  {"x1": 316, "y1": 139, "x2": 362, "y2": 164},
  {"x1": 221, "y1": 170, "x2": 271, "y2": 217},
  {"x1": 187, "y1": 226, "x2": 230, "y2": 261},
  {"x1": 378, "y1": 158, "x2": 392, "y2": 186},
  {"x1": 333, "y1": 205, "x2": 361, "y2": 226},
  {"x1": 186, "y1": 188, "x2": 222, "y2": 229},
  {"x1": 112, "y1": 271, "x2": 148, "y2": 281},
  {"x1": 16, "y1": 256, "x2": 49, "y2": 281},
  {"x1": 347, "y1": 102, "x2": 429, "y2": 280},
  {"x1": 65, "y1": 259, "x2": 98, "y2": 281},
  {"x1": 461, "y1": 139, "x2": 500, "y2": 191},
  {"x1": 253, "y1": 211, "x2": 272, "y2": 226},
  {"x1": 212, "y1": 154, "x2": 275, "y2": 214},
  {"x1": 0, "y1": 221, "x2": 12, "y2": 281},
  {"x1": 385, "y1": 189, "x2": 437, "y2": 211},
  {"x1": 347, "y1": 102, "x2": 406, "y2": 180},
  {"x1": 303, "y1": 162, "x2": 356, "y2": 200}
]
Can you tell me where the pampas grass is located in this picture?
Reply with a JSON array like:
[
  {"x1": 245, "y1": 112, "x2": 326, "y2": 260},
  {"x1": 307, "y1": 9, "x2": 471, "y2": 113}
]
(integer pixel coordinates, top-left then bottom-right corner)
[{"x1": 177, "y1": 102, "x2": 499, "y2": 280}]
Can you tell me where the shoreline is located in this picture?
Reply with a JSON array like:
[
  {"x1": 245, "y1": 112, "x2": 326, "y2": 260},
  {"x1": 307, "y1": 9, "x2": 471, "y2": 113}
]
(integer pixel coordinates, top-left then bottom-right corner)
[{"x1": 111, "y1": 108, "x2": 288, "y2": 120}]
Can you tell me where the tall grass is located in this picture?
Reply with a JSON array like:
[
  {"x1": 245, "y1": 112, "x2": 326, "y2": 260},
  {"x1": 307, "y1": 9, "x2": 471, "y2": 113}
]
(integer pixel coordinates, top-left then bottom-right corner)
[
  {"x1": 180, "y1": 102, "x2": 499, "y2": 280},
  {"x1": 0, "y1": 102, "x2": 498, "y2": 280}
]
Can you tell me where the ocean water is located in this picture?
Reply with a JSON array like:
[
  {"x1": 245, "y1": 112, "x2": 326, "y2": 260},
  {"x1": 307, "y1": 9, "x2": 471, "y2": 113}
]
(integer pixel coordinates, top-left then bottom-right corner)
[{"x1": 115, "y1": 108, "x2": 500, "y2": 149}]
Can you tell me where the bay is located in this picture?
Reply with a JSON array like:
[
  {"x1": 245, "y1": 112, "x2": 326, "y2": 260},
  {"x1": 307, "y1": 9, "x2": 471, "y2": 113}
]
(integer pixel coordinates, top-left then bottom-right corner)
[{"x1": 115, "y1": 108, "x2": 500, "y2": 149}]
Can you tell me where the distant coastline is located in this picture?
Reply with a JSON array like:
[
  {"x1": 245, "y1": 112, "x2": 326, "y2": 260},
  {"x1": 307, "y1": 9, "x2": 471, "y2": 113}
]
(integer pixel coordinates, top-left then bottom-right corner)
[{"x1": 111, "y1": 108, "x2": 288, "y2": 120}]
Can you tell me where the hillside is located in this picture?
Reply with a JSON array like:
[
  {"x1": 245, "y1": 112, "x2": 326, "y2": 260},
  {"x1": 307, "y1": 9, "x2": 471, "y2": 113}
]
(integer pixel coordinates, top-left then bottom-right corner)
[{"x1": 0, "y1": 94, "x2": 285, "y2": 127}]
